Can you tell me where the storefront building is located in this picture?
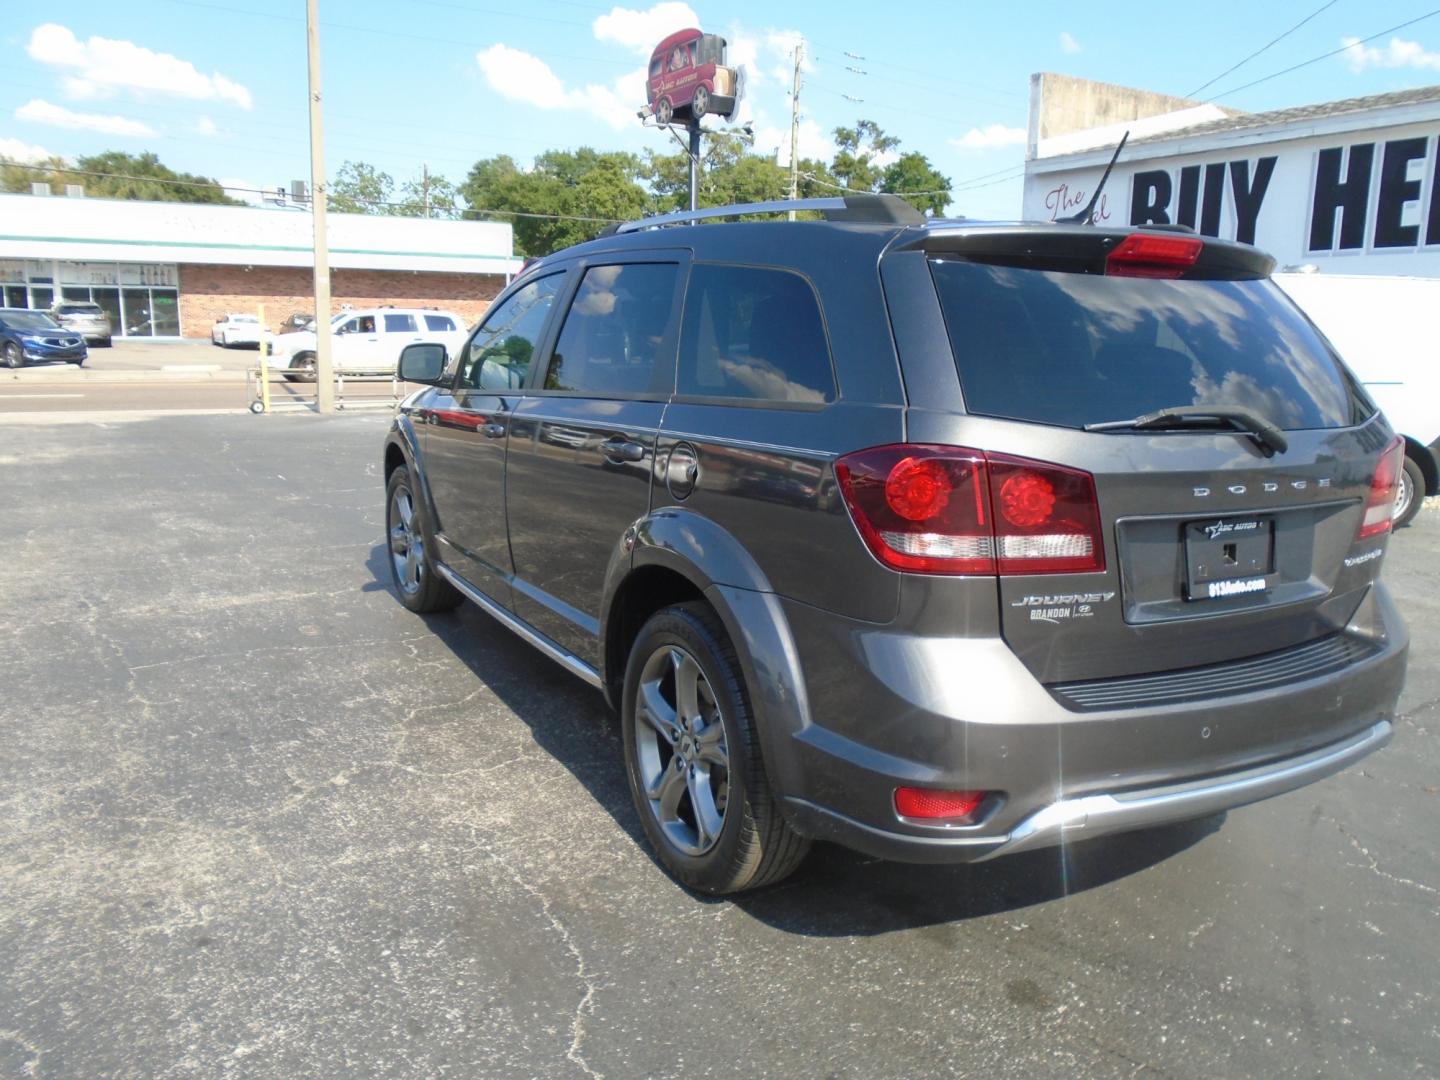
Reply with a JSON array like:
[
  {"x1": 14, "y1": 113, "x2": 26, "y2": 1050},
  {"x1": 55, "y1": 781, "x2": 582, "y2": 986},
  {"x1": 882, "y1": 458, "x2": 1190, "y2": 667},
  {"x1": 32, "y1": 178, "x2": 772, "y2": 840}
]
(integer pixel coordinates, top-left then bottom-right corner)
[
  {"x1": 0, "y1": 193, "x2": 524, "y2": 338},
  {"x1": 1022, "y1": 75, "x2": 1440, "y2": 276}
]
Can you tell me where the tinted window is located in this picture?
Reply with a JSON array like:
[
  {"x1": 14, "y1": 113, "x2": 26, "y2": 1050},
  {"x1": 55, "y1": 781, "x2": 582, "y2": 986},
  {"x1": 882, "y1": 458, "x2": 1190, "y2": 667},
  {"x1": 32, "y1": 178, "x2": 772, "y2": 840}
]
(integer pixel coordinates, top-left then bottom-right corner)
[
  {"x1": 59, "y1": 304, "x2": 102, "y2": 315},
  {"x1": 460, "y1": 273, "x2": 563, "y2": 391},
  {"x1": 384, "y1": 313, "x2": 417, "y2": 333},
  {"x1": 929, "y1": 260, "x2": 1368, "y2": 430},
  {"x1": 546, "y1": 264, "x2": 678, "y2": 395},
  {"x1": 678, "y1": 264, "x2": 835, "y2": 404},
  {"x1": 424, "y1": 314, "x2": 456, "y2": 331}
]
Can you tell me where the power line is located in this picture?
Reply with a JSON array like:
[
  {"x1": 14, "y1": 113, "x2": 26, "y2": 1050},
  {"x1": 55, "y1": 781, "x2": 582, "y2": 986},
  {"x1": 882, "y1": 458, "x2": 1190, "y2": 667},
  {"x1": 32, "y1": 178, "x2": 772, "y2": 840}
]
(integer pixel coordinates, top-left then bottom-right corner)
[
  {"x1": 1187, "y1": 0, "x2": 1343, "y2": 98},
  {"x1": 1205, "y1": 6, "x2": 1440, "y2": 101}
]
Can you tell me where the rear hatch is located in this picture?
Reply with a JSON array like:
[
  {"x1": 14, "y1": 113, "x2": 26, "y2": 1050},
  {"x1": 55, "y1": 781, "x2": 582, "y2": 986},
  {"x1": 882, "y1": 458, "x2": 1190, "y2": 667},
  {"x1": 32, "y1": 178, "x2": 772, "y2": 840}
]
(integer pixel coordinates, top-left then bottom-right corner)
[{"x1": 901, "y1": 226, "x2": 1400, "y2": 686}]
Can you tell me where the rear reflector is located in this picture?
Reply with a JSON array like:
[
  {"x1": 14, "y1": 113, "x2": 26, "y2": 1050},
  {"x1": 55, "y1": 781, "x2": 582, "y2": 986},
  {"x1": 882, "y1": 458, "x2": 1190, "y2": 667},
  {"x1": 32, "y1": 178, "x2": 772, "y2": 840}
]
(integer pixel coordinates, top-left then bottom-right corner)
[
  {"x1": 1357, "y1": 436, "x2": 1405, "y2": 540},
  {"x1": 1106, "y1": 233, "x2": 1203, "y2": 279},
  {"x1": 835, "y1": 445, "x2": 1105, "y2": 576},
  {"x1": 895, "y1": 787, "x2": 988, "y2": 823}
]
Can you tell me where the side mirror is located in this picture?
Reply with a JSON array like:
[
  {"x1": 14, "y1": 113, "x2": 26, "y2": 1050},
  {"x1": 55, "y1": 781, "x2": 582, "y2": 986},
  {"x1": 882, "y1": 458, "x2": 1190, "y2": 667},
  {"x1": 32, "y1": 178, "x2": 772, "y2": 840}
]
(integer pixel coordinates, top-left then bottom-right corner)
[{"x1": 398, "y1": 342, "x2": 447, "y2": 385}]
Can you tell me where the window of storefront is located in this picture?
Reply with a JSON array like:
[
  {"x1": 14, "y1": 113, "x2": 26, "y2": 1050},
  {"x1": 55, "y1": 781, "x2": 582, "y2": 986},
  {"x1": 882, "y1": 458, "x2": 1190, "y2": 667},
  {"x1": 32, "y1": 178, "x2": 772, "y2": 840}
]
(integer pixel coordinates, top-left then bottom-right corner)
[{"x1": 0, "y1": 258, "x2": 179, "y2": 336}]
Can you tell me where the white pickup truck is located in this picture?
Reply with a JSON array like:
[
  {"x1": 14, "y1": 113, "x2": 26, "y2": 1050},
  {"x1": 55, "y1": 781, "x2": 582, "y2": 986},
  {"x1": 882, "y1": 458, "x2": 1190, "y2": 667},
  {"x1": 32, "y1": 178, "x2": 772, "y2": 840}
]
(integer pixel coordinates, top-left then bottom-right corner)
[{"x1": 1275, "y1": 272, "x2": 1438, "y2": 526}]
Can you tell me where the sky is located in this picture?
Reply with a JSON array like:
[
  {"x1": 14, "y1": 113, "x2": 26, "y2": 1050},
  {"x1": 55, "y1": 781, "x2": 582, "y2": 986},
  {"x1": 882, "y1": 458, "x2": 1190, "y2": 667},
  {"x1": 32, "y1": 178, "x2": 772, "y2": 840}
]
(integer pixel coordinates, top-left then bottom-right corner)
[{"x1": 3, "y1": 0, "x2": 1440, "y2": 221}]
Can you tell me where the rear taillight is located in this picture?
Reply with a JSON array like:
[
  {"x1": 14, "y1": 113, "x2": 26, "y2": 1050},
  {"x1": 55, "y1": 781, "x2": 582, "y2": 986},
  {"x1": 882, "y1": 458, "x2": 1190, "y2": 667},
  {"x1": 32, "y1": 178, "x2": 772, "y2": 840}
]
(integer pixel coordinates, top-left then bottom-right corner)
[
  {"x1": 1106, "y1": 233, "x2": 1203, "y2": 279},
  {"x1": 1357, "y1": 437, "x2": 1405, "y2": 540},
  {"x1": 834, "y1": 445, "x2": 1105, "y2": 576},
  {"x1": 894, "y1": 787, "x2": 990, "y2": 823}
]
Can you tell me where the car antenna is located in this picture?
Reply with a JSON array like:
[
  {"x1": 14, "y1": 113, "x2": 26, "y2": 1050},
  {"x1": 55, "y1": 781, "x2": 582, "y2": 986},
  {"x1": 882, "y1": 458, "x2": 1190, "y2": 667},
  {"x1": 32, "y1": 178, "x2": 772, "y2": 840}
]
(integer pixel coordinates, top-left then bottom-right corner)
[{"x1": 1059, "y1": 130, "x2": 1129, "y2": 226}]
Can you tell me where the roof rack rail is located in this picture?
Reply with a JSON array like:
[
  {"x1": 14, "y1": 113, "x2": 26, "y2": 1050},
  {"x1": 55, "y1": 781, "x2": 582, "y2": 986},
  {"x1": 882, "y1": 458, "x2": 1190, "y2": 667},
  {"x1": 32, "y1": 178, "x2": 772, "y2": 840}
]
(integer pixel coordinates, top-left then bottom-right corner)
[{"x1": 612, "y1": 192, "x2": 925, "y2": 234}]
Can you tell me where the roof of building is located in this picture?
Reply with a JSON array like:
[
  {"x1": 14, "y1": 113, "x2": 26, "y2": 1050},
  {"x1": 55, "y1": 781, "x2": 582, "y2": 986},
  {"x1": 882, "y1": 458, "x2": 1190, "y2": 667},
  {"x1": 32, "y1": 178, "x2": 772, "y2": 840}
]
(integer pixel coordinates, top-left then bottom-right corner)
[
  {"x1": 1129, "y1": 84, "x2": 1440, "y2": 147},
  {"x1": 0, "y1": 193, "x2": 523, "y2": 276}
]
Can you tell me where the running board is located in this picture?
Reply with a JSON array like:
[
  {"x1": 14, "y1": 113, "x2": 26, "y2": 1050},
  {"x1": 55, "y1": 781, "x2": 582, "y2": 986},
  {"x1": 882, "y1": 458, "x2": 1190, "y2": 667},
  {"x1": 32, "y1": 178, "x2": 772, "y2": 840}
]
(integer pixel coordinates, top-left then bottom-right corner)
[{"x1": 434, "y1": 562, "x2": 603, "y2": 689}]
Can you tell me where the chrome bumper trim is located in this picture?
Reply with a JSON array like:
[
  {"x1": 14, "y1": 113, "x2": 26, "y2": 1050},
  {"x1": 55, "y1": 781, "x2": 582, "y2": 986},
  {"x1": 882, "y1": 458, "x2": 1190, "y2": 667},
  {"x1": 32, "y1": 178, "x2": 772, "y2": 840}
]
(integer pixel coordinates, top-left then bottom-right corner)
[{"x1": 975, "y1": 719, "x2": 1392, "y2": 861}]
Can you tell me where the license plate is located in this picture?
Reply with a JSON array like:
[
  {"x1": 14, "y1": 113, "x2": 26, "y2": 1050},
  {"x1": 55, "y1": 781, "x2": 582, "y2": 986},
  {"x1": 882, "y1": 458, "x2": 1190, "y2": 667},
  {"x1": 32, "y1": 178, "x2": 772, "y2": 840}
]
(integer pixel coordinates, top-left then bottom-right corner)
[{"x1": 1184, "y1": 517, "x2": 1274, "y2": 601}]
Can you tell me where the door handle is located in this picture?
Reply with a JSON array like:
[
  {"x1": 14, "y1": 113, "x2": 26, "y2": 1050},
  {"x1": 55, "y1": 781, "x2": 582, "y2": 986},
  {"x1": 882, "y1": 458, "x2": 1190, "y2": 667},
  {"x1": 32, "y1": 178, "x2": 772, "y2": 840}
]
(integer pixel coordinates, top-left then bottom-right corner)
[
  {"x1": 482, "y1": 422, "x2": 507, "y2": 439},
  {"x1": 601, "y1": 437, "x2": 646, "y2": 463}
]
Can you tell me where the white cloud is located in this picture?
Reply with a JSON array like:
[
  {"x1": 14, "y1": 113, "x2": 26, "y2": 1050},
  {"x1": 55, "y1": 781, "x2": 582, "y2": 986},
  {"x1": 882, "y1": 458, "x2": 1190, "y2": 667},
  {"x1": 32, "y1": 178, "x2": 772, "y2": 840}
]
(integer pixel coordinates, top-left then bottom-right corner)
[
  {"x1": 196, "y1": 116, "x2": 217, "y2": 136},
  {"x1": 15, "y1": 98, "x2": 155, "y2": 137},
  {"x1": 219, "y1": 177, "x2": 266, "y2": 206},
  {"x1": 1341, "y1": 35, "x2": 1440, "y2": 73},
  {"x1": 592, "y1": 3, "x2": 699, "y2": 54},
  {"x1": 952, "y1": 123, "x2": 1027, "y2": 150},
  {"x1": 27, "y1": 23, "x2": 252, "y2": 109},
  {"x1": 0, "y1": 136, "x2": 55, "y2": 163},
  {"x1": 1060, "y1": 31, "x2": 1082, "y2": 54},
  {"x1": 476, "y1": 45, "x2": 648, "y2": 131}
]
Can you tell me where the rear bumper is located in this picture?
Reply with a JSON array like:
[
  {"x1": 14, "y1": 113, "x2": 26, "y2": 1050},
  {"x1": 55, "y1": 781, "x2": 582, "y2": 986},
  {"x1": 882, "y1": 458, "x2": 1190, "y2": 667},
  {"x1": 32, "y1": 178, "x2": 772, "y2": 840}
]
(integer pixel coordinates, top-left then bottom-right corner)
[
  {"x1": 745, "y1": 582, "x2": 1407, "y2": 864},
  {"x1": 785, "y1": 718, "x2": 1392, "y2": 863}
]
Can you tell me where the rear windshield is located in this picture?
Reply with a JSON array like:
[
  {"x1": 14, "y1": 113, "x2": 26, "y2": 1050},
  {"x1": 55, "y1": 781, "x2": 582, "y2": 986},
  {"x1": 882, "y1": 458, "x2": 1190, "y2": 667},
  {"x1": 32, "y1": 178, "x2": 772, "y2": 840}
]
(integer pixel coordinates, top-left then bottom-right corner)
[
  {"x1": 59, "y1": 304, "x2": 102, "y2": 314},
  {"x1": 930, "y1": 260, "x2": 1370, "y2": 431}
]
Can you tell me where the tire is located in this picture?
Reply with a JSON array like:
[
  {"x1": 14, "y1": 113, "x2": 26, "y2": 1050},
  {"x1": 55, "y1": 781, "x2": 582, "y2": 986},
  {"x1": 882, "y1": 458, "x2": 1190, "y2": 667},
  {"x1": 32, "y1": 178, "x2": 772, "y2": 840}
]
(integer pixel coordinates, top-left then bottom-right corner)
[
  {"x1": 1394, "y1": 453, "x2": 1426, "y2": 528},
  {"x1": 290, "y1": 352, "x2": 317, "y2": 383},
  {"x1": 3, "y1": 342, "x2": 22, "y2": 369},
  {"x1": 622, "y1": 602, "x2": 810, "y2": 894},
  {"x1": 385, "y1": 465, "x2": 462, "y2": 614},
  {"x1": 691, "y1": 85, "x2": 709, "y2": 120},
  {"x1": 655, "y1": 96, "x2": 673, "y2": 126}
]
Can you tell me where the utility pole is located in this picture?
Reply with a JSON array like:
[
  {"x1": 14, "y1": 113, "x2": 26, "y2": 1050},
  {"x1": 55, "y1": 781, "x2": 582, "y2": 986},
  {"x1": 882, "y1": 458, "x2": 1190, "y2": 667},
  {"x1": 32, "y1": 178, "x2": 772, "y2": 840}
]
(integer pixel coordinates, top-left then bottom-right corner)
[
  {"x1": 788, "y1": 41, "x2": 804, "y2": 220},
  {"x1": 422, "y1": 163, "x2": 431, "y2": 219},
  {"x1": 306, "y1": 0, "x2": 335, "y2": 413}
]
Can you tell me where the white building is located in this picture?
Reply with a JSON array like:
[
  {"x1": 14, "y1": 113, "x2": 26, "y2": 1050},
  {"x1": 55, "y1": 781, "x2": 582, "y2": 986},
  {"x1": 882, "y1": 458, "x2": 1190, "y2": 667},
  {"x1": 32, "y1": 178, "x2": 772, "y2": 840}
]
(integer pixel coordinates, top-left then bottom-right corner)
[
  {"x1": 0, "y1": 192, "x2": 524, "y2": 338},
  {"x1": 1022, "y1": 75, "x2": 1440, "y2": 276}
]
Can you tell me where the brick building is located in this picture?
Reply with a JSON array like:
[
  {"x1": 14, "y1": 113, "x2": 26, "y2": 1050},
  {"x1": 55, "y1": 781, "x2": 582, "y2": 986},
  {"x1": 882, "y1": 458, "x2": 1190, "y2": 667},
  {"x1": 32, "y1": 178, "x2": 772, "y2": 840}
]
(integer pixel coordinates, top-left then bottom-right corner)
[{"x1": 0, "y1": 192, "x2": 522, "y2": 339}]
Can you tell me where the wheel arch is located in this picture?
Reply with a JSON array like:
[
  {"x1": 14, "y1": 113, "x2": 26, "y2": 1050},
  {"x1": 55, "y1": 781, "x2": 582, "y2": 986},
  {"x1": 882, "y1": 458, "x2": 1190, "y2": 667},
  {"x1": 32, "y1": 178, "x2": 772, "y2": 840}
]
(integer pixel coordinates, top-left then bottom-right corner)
[{"x1": 1402, "y1": 434, "x2": 1439, "y2": 496}]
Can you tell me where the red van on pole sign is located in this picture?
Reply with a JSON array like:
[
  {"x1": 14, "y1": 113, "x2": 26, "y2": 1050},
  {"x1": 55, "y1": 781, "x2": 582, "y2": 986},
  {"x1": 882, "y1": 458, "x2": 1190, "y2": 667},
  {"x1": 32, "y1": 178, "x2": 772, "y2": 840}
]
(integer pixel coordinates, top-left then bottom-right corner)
[{"x1": 644, "y1": 28, "x2": 739, "y2": 126}]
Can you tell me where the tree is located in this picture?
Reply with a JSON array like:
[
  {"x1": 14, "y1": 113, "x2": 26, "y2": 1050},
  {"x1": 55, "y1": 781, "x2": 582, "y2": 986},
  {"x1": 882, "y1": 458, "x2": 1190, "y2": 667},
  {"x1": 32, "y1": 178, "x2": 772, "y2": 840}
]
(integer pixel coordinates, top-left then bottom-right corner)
[
  {"x1": 395, "y1": 170, "x2": 459, "y2": 218},
  {"x1": 460, "y1": 149, "x2": 649, "y2": 257},
  {"x1": 830, "y1": 120, "x2": 900, "y2": 192},
  {"x1": 1, "y1": 150, "x2": 240, "y2": 204},
  {"x1": 881, "y1": 152, "x2": 951, "y2": 216},
  {"x1": 329, "y1": 161, "x2": 395, "y2": 215}
]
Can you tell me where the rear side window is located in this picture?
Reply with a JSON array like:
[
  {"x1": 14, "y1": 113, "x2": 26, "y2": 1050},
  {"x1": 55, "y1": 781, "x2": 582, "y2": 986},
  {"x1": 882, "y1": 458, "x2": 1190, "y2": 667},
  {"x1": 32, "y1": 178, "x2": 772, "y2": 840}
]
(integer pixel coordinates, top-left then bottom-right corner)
[
  {"x1": 460, "y1": 273, "x2": 563, "y2": 391},
  {"x1": 678, "y1": 264, "x2": 835, "y2": 405},
  {"x1": 545, "y1": 263, "x2": 678, "y2": 395},
  {"x1": 383, "y1": 313, "x2": 417, "y2": 333},
  {"x1": 424, "y1": 314, "x2": 456, "y2": 331},
  {"x1": 930, "y1": 260, "x2": 1368, "y2": 430}
]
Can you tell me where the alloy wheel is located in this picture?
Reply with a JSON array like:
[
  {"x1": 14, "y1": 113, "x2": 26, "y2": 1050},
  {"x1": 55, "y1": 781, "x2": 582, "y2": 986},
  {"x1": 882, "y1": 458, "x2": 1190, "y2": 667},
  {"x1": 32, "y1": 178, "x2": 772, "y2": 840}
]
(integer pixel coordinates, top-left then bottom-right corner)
[
  {"x1": 388, "y1": 485, "x2": 424, "y2": 595},
  {"x1": 633, "y1": 644, "x2": 730, "y2": 856}
]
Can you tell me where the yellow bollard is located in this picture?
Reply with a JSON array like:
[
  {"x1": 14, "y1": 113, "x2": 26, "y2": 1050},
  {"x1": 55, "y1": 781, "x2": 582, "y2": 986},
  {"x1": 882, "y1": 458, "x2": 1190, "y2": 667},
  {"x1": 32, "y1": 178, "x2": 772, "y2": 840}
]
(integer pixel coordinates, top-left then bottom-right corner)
[{"x1": 257, "y1": 302, "x2": 271, "y2": 415}]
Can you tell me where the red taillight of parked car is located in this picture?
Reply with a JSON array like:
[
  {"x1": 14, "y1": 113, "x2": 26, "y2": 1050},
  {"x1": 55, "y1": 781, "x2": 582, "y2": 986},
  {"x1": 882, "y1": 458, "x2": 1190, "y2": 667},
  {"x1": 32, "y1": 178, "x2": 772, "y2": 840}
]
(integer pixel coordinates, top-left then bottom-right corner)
[
  {"x1": 834, "y1": 445, "x2": 1105, "y2": 576},
  {"x1": 894, "y1": 787, "x2": 989, "y2": 823},
  {"x1": 1105, "y1": 233, "x2": 1203, "y2": 279},
  {"x1": 1357, "y1": 436, "x2": 1406, "y2": 541}
]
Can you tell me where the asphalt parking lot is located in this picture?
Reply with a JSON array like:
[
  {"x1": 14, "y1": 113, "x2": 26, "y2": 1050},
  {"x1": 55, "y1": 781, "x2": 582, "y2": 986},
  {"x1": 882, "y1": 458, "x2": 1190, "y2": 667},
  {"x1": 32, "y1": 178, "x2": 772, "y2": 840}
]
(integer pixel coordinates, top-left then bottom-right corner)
[{"x1": 2, "y1": 413, "x2": 1436, "y2": 1078}]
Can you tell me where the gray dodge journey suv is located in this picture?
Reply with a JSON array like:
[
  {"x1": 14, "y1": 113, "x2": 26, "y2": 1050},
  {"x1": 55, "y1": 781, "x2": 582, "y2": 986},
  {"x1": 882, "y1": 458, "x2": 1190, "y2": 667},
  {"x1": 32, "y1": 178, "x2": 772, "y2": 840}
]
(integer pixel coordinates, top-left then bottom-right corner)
[{"x1": 383, "y1": 195, "x2": 1408, "y2": 894}]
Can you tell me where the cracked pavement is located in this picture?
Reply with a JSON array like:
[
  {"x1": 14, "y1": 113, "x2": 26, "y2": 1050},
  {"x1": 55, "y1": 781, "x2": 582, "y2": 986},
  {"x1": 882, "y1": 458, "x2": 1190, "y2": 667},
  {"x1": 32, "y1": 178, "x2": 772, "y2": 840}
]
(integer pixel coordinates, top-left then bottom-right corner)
[{"x1": 1, "y1": 414, "x2": 1436, "y2": 1078}]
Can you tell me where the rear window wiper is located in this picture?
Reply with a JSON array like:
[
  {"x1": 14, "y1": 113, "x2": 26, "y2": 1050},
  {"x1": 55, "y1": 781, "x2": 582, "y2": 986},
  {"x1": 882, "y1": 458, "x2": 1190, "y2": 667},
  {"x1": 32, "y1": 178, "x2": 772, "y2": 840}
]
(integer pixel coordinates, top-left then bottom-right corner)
[{"x1": 1085, "y1": 406, "x2": 1288, "y2": 456}]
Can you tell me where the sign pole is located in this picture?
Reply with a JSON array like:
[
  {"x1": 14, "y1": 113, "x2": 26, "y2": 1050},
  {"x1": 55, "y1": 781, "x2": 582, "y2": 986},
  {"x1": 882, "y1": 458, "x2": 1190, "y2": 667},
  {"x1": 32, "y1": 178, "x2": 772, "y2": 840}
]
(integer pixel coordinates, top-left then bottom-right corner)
[
  {"x1": 687, "y1": 117, "x2": 701, "y2": 212},
  {"x1": 257, "y1": 302, "x2": 270, "y2": 415}
]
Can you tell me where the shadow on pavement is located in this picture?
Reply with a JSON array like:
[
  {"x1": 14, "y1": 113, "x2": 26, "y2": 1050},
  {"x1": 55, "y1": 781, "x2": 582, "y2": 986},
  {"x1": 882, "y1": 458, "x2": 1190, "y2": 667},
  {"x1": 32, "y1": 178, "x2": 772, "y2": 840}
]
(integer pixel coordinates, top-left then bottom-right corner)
[{"x1": 366, "y1": 542, "x2": 1226, "y2": 934}]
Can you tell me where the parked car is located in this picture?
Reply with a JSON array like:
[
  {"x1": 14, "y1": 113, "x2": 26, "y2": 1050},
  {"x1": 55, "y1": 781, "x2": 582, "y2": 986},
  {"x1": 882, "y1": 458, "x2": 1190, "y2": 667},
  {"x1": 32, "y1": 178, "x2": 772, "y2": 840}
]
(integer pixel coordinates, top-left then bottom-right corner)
[
  {"x1": 211, "y1": 313, "x2": 265, "y2": 348},
  {"x1": 268, "y1": 306, "x2": 467, "y2": 382},
  {"x1": 1274, "y1": 271, "x2": 1439, "y2": 526},
  {"x1": 0, "y1": 308, "x2": 88, "y2": 368},
  {"x1": 49, "y1": 301, "x2": 112, "y2": 346},
  {"x1": 278, "y1": 312, "x2": 314, "y2": 334},
  {"x1": 383, "y1": 194, "x2": 1408, "y2": 895},
  {"x1": 645, "y1": 28, "x2": 738, "y2": 125}
]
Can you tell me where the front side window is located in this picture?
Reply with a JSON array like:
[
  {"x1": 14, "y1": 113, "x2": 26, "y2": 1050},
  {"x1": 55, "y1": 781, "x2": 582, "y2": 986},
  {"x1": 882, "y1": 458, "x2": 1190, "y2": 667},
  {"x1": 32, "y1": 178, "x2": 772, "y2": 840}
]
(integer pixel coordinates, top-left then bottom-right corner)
[
  {"x1": 545, "y1": 263, "x2": 679, "y2": 395},
  {"x1": 677, "y1": 264, "x2": 836, "y2": 405},
  {"x1": 459, "y1": 273, "x2": 564, "y2": 391},
  {"x1": 384, "y1": 313, "x2": 418, "y2": 333}
]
